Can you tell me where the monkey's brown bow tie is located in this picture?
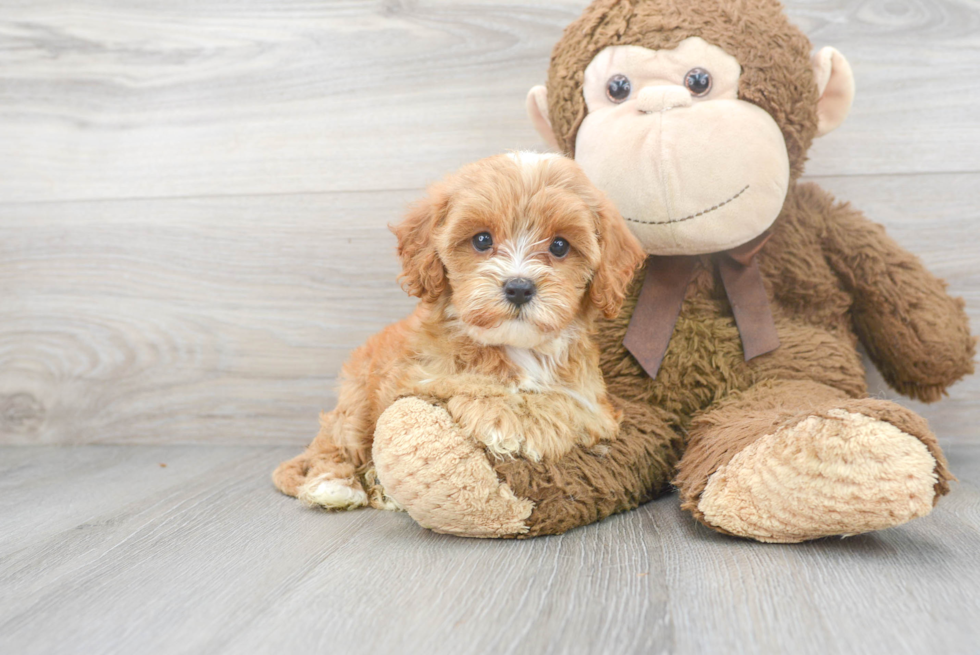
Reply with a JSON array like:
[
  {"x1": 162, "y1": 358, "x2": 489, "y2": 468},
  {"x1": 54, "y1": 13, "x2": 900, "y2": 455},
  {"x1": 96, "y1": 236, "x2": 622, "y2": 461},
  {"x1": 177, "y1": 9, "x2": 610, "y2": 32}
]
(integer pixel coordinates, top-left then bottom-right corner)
[{"x1": 623, "y1": 232, "x2": 780, "y2": 380}]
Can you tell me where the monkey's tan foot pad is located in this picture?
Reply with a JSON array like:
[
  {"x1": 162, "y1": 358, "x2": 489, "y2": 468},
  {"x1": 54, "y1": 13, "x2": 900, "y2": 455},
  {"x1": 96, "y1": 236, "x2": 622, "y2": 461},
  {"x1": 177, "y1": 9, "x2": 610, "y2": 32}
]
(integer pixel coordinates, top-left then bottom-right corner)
[
  {"x1": 698, "y1": 409, "x2": 939, "y2": 543},
  {"x1": 373, "y1": 397, "x2": 533, "y2": 538},
  {"x1": 298, "y1": 474, "x2": 369, "y2": 510}
]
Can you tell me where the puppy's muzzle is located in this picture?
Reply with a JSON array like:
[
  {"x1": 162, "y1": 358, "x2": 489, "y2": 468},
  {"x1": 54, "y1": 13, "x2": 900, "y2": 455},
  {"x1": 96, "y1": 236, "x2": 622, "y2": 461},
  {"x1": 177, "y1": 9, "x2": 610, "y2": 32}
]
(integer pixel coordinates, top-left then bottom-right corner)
[{"x1": 503, "y1": 278, "x2": 536, "y2": 307}]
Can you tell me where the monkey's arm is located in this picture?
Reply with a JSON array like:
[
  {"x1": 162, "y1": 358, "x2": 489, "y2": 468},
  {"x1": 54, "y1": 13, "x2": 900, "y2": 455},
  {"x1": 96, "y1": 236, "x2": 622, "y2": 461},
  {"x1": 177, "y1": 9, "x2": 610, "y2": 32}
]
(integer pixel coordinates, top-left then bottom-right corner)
[
  {"x1": 373, "y1": 394, "x2": 683, "y2": 537},
  {"x1": 816, "y1": 186, "x2": 975, "y2": 402}
]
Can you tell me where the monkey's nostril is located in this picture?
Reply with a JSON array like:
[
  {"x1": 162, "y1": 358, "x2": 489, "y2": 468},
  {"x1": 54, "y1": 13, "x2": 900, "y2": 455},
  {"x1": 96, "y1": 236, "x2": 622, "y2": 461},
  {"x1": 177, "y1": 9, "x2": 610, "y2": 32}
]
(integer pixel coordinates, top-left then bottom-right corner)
[{"x1": 503, "y1": 278, "x2": 536, "y2": 307}]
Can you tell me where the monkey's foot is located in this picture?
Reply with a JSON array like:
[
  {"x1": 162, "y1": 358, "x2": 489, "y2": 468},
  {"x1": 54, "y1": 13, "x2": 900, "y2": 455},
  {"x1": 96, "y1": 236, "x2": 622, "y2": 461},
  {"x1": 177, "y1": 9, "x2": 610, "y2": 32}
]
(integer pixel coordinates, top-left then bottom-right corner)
[
  {"x1": 373, "y1": 397, "x2": 533, "y2": 538},
  {"x1": 698, "y1": 409, "x2": 940, "y2": 543}
]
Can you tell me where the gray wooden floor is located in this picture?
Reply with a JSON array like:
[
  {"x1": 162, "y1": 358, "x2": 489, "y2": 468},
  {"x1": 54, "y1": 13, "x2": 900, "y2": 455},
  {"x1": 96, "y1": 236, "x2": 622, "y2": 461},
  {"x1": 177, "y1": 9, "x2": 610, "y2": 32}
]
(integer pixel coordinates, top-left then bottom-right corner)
[
  {"x1": 2, "y1": 1, "x2": 980, "y2": 653},
  {"x1": 2, "y1": 444, "x2": 979, "y2": 654}
]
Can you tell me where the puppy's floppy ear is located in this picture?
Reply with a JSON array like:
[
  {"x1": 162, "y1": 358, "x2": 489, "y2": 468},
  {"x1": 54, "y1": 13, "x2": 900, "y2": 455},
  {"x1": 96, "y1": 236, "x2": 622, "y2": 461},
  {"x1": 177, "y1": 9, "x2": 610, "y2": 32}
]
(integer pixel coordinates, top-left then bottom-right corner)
[
  {"x1": 390, "y1": 184, "x2": 450, "y2": 302},
  {"x1": 589, "y1": 196, "x2": 646, "y2": 319}
]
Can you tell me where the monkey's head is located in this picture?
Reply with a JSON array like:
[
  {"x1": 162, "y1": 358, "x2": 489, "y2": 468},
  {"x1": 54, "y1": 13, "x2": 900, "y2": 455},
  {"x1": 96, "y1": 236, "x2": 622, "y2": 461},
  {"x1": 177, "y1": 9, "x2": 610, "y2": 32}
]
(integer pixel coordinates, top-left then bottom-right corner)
[{"x1": 527, "y1": 0, "x2": 854, "y2": 256}]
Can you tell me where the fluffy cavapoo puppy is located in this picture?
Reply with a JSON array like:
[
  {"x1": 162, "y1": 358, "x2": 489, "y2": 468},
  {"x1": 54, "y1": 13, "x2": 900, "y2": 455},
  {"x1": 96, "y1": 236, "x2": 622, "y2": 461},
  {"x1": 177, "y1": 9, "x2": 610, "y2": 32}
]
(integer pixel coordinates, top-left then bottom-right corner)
[{"x1": 273, "y1": 153, "x2": 645, "y2": 510}]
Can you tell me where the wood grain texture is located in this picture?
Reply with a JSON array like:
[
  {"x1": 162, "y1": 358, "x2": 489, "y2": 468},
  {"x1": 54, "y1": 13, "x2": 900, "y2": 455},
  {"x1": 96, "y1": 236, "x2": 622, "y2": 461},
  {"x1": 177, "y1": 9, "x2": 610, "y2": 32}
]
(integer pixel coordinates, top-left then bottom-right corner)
[
  {"x1": 0, "y1": 0, "x2": 978, "y2": 204},
  {"x1": 0, "y1": 191, "x2": 417, "y2": 445},
  {"x1": 1, "y1": 444, "x2": 978, "y2": 654},
  {"x1": 2, "y1": 3, "x2": 979, "y2": 653},
  {"x1": 0, "y1": 0, "x2": 978, "y2": 446},
  {"x1": 1, "y1": 175, "x2": 975, "y2": 446}
]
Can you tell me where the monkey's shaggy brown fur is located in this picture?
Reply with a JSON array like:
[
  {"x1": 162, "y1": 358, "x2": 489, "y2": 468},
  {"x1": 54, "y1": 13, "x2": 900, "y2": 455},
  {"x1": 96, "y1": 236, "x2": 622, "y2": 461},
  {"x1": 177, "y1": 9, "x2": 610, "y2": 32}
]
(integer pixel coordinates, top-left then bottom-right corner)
[
  {"x1": 495, "y1": 182, "x2": 971, "y2": 536},
  {"x1": 546, "y1": 0, "x2": 819, "y2": 178},
  {"x1": 482, "y1": 0, "x2": 975, "y2": 537}
]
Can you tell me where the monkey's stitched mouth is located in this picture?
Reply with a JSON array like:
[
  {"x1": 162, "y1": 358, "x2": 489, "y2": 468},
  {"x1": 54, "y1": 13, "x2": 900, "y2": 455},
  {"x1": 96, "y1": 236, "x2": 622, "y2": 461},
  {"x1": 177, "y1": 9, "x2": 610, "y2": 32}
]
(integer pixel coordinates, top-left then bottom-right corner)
[{"x1": 625, "y1": 184, "x2": 750, "y2": 226}]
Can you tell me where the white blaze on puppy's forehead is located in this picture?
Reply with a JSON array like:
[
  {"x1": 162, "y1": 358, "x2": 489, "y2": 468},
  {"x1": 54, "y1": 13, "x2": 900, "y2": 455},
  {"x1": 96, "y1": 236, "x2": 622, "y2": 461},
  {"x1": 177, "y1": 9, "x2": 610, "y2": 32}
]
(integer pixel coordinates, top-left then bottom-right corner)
[
  {"x1": 442, "y1": 152, "x2": 598, "y2": 350},
  {"x1": 506, "y1": 151, "x2": 560, "y2": 168},
  {"x1": 506, "y1": 151, "x2": 563, "y2": 186},
  {"x1": 480, "y1": 231, "x2": 551, "y2": 280}
]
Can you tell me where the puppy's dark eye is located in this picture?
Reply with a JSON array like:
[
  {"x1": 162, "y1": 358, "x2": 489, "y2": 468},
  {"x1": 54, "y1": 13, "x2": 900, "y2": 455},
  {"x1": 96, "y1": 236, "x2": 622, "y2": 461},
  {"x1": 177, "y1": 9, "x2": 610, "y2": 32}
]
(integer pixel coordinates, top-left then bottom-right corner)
[
  {"x1": 549, "y1": 237, "x2": 570, "y2": 258},
  {"x1": 606, "y1": 74, "x2": 632, "y2": 103},
  {"x1": 472, "y1": 232, "x2": 493, "y2": 252},
  {"x1": 684, "y1": 68, "x2": 712, "y2": 96}
]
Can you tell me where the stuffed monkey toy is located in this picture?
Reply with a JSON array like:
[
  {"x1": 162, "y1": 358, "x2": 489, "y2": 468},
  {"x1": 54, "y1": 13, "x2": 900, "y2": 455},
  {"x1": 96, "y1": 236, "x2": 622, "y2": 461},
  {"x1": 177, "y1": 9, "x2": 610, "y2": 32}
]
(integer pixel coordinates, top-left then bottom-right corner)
[{"x1": 368, "y1": 0, "x2": 977, "y2": 541}]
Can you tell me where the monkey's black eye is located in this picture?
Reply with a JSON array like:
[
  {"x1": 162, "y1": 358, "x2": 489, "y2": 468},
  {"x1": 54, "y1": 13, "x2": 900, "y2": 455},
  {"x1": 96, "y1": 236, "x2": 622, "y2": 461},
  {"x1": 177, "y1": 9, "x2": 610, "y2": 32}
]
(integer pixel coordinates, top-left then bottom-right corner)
[
  {"x1": 549, "y1": 237, "x2": 570, "y2": 258},
  {"x1": 684, "y1": 68, "x2": 712, "y2": 96},
  {"x1": 606, "y1": 74, "x2": 632, "y2": 103},
  {"x1": 472, "y1": 232, "x2": 493, "y2": 252}
]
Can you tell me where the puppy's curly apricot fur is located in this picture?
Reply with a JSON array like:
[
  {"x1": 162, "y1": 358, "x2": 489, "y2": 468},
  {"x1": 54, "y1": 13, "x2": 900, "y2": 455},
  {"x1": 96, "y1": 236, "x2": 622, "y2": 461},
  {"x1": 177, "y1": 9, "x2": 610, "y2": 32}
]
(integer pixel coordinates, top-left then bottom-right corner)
[{"x1": 273, "y1": 153, "x2": 644, "y2": 510}]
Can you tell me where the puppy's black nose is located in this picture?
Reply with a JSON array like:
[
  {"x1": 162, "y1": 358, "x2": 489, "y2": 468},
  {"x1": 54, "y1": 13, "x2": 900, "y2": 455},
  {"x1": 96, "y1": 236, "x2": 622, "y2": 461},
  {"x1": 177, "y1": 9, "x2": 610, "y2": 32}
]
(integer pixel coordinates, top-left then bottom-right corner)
[{"x1": 503, "y1": 278, "x2": 536, "y2": 307}]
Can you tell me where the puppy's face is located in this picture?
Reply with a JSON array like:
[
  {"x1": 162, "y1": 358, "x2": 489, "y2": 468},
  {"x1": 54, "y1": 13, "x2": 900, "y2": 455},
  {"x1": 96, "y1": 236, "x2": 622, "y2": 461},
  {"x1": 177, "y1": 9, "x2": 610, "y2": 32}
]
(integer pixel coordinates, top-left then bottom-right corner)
[{"x1": 393, "y1": 153, "x2": 645, "y2": 348}]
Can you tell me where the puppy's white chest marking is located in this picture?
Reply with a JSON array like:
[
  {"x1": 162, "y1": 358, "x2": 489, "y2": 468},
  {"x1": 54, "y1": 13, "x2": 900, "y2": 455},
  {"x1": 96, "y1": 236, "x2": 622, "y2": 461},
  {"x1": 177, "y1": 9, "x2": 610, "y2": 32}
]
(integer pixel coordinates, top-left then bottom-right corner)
[
  {"x1": 503, "y1": 342, "x2": 599, "y2": 413},
  {"x1": 505, "y1": 345, "x2": 559, "y2": 391}
]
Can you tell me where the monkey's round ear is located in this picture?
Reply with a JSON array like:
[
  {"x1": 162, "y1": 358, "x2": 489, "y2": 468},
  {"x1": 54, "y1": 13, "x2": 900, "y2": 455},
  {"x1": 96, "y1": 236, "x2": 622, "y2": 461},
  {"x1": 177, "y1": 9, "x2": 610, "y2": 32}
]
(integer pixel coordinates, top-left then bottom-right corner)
[
  {"x1": 812, "y1": 47, "x2": 855, "y2": 138},
  {"x1": 526, "y1": 86, "x2": 561, "y2": 151}
]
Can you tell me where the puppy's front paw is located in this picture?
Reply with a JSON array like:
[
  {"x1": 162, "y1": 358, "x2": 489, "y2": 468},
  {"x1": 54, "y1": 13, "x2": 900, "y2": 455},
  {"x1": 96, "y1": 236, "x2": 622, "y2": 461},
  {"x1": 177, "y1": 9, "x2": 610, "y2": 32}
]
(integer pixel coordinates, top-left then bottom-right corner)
[
  {"x1": 482, "y1": 426, "x2": 535, "y2": 461},
  {"x1": 446, "y1": 395, "x2": 532, "y2": 461},
  {"x1": 298, "y1": 474, "x2": 368, "y2": 510},
  {"x1": 579, "y1": 402, "x2": 621, "y2": 447}
]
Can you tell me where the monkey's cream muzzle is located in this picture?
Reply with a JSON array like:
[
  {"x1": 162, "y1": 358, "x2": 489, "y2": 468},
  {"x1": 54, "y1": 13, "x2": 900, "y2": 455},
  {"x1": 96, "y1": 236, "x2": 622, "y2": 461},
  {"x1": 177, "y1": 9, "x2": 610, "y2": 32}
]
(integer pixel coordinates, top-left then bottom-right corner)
[
  {"x1": 575, "y1": 95, "x2": 789, "y2": 256},
  {"x1": 571, "y1": 40, "x2": 791, "y2": 256},
  {"x1": 583, "y1": 100, "x2": 790, "y2": 256},
  {"x1": 528, "y1": 37, "x2": 854, "y2": 258}
]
